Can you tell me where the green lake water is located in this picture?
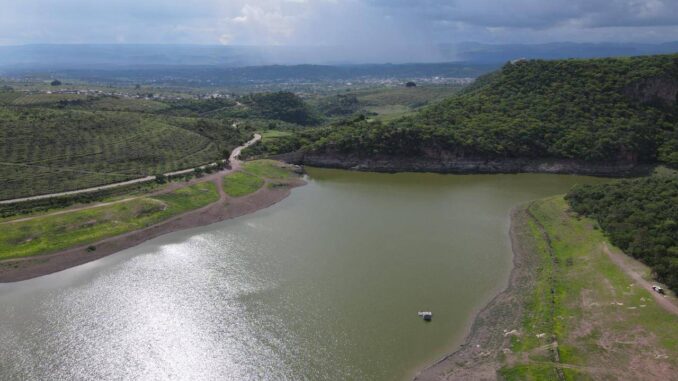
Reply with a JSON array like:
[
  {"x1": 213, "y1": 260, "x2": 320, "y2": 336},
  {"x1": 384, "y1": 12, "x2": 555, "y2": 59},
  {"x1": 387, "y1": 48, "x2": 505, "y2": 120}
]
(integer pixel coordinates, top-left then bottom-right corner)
[{"x1": 0, "y1": 169, "x2": 607, "y2": 380}]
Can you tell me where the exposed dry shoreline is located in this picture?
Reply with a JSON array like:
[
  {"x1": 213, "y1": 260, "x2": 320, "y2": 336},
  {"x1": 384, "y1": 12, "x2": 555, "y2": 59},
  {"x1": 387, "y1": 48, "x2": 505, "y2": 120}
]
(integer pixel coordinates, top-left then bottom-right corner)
[
  {"x1": 413, "y1": 206, "x2": 539, "y2": 381},
  {"x1": 0, "y1": 175, "x2": 305, "y2": 283},
  {"x1": 275, "y1": 151, "x2": 651, "y2": 177}
]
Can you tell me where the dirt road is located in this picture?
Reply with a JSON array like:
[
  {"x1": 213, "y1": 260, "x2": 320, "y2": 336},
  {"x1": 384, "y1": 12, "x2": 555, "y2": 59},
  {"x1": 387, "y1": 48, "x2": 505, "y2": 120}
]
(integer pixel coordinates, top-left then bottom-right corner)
[
  {"x1": 0, "y1": 134, "x2": 261, "y2": 205},
  {"x1": 603, "y1": 243, "x2": 678, "y2": 317}
]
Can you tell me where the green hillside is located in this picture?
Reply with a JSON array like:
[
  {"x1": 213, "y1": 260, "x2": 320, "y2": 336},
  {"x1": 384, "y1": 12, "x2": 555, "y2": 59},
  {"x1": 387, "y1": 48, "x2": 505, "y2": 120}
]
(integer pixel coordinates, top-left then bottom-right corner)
[
  {"x1": 290, "y1": 54, "x2": 678, "y2": 166},
  {"x1": 0, "y1": 89, "x2": 322, "y2": 200},
  {"x1": 566, "y1": 176, "x2": 678, "y2": 292}
]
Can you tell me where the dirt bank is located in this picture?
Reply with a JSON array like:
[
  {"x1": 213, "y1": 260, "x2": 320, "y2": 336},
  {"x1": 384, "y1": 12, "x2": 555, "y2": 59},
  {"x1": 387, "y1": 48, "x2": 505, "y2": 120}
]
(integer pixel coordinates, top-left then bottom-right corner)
[
  {"x1": 274, "y1": 151, "x2": 651, "y2": 177},
  {"x1": 413, "y1": 206, "x2": 541, "y2": 381},
  {"x1": 0, "y1": 175, "x2": 305, "y2": 283}
]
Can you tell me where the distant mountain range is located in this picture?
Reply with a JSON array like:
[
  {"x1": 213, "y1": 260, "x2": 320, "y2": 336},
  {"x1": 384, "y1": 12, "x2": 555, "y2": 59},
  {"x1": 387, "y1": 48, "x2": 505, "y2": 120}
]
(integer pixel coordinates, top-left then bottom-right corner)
[
  {"x1": 0, "y1": 42, "x2": 676, "y2": 70},
  {"x1": 447, "y1": 42, "x2": 678, "y2": 63}
]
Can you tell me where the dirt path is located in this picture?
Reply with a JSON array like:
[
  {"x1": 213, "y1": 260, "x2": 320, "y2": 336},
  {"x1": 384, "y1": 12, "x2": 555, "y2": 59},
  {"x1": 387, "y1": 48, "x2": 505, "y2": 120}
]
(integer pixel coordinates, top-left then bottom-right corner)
[
  {"x1": 0, "y1": 134, "x2": 263, "y2": 224},
  {"x1": 1, "y1": 197, "x2": 141, "y2": 224},
  {"x1": 229, "y1": 133, "x2": 260, "y2": 167},
  {"x1": 0, "y1": 133, "x2": 292, "y2": 282},
  {"x1": 0, "y1": 134, "x2": 261, "y2": 205},
  {"x1": 602, "y1": 243, "x2": 678, "y2": 317},
  {"x1": 0, "y1": 168, "x2": 303, "y2": 282}
]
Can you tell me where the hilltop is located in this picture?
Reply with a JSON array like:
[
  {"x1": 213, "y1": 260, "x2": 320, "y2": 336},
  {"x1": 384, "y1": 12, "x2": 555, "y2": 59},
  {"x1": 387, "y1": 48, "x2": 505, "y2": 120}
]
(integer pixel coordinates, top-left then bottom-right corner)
[{"x1": 263, "y1": 54, "x2": 678, "y2": 174}]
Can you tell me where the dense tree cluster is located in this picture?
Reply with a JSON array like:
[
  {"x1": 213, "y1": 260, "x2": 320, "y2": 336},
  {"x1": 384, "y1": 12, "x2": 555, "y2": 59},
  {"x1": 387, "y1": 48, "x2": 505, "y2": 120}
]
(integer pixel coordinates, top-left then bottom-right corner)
[
  {"x1": 301, "y1": 54, "x2": 678, "y2": 166},
  {"x1": 316, "y1": 94, "x2": 361, "y2": 116},
  {"x1": 244, "y1": 91, "x2": 320, "y2": 125},
  {"x1": 566, "y1": 176, "x2": 678, "y2": 291}
]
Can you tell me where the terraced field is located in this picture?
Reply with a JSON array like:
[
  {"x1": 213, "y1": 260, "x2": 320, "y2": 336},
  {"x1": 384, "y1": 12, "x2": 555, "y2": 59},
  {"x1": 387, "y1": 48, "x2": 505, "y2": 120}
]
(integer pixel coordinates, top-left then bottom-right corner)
[
  {"x1": 0, "y1": 107, "x2": 241, "y2": 200},
  {"x1": 11, "y1": 93, "x2": 90, "y2": 106}
]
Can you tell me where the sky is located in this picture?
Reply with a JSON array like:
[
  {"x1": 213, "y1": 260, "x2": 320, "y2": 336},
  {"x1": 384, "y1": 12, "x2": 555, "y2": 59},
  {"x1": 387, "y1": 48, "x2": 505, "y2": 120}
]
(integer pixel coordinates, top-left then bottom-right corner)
[{"x1": 1, "y1": 0, "x2": 678, "y2": 47}]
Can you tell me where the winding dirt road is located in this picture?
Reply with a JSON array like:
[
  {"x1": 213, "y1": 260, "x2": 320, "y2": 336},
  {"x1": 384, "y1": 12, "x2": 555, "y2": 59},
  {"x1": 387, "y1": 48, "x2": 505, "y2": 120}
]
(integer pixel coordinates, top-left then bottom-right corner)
[{"x1": 0, "y1": 134, "x2": 261, "y2": 205}]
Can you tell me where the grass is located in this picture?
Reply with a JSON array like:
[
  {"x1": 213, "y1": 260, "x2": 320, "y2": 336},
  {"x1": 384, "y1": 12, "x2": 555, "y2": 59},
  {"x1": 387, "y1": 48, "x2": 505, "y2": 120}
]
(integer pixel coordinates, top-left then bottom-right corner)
[
  {"x1": 0, "y1": 182, "x2": 218, "y2": 260},
  {"x1": 364, "y1": 104, "x2": 413, "y2": 122},
  {"x1": 499, "y1": 197, "x2": 678, "y2": 380},
  {"x1": 260, "y1": 130, "x2": 293, "y2": 142},
  {"x1": 242, "y1": 159, "x2": 292, "y2": 179},
  {"x1": 223, "y1": 171, "x2": 264, "y2": 197}
]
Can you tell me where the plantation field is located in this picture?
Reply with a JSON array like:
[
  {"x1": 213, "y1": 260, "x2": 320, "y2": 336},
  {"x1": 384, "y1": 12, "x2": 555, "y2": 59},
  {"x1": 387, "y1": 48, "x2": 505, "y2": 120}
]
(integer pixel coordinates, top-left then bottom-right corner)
[
  {"x1": 0, "y1": 91, "x2": 22, "y2": 105},
  {"x1": 354, "y1": 84, "x2": 463, "y2": 108},
  {"x1": 501, "y1": 197, "x2": 678, "y2": 380},
  {"x1": 0, "y1": 107, "x2": 248, "y2": 200},
  {"x1": 312, "y1": 84, "x2": 464, "y2": 121},
  {"x1": 0, "y1": 182, "x2": 219, "y2": 260},
  {"x1": 12, "y1": 93, "x2": 90, "y2": 106},
  {"x1": 87, "y1": 97, "x2": 169, "y2": 112}
]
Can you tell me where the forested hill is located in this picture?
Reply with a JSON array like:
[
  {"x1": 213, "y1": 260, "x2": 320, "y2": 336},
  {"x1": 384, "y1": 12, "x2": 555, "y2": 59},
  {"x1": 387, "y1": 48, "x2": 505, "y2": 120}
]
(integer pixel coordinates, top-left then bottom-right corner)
[
  {"x1": 566, "y1": 176, "x2": 678, "y2": 292},
  {"x1": 296, "y1": 54, "x2": 678, "y2": 168}
]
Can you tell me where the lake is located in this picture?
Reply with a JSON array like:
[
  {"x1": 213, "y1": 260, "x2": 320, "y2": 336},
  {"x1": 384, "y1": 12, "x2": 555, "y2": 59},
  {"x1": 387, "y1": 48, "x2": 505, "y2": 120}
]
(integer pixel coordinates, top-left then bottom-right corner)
[{"x1": 0, "y1": 169, "x2": 607, "y2": 380}]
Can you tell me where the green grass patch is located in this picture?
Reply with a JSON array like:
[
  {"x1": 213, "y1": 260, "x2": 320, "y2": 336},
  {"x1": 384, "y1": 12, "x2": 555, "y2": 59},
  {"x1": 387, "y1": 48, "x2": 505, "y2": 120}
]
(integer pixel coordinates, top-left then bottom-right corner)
[
  {"x1": 0, "y1": 182, "x2": 218, "y2": 260},
  {"x1": 260, "y1": 130, "x2": 293, "y2": 142},
  {"x1": 506, "y1": 196, "x2": 678, "y2": 378},
  {"x1": 499, "y1": 363, "x2": 560, "y2": 381},
  {"x1": 223, "y1": 171, "x2": 264, "y2": 197},
  {"x1": 242, "y1": 159, "x2": 292, "y2": 179}
]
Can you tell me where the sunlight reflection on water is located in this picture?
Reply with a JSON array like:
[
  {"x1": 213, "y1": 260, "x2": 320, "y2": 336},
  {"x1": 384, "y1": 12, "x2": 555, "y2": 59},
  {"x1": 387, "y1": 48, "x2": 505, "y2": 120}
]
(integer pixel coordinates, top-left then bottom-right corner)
[{"x1": 0, "y1": 171, "x2": 607, "y2": 380}]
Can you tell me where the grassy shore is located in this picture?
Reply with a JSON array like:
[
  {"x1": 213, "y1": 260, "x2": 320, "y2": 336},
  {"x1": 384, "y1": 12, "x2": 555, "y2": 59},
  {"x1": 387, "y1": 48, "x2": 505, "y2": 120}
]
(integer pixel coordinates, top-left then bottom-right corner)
[
  {"x1": 505, "y1": 197, "x2": 678, "y2": 379},
  {"x1": 223, "y1": 171, "x2": 264, "y2": 197},
  {"x1": 0, "y1": 160, "x2": 300, "y2": 263},
  {"x1": 416, "y1": 196, "x2": 678, "y2": 380},
  {"x1": 242, "y1": 159, "x2": 293, "y2": 179},
  {"x1": 0, "y1": 182, "x2": 218, "y2": 260}
]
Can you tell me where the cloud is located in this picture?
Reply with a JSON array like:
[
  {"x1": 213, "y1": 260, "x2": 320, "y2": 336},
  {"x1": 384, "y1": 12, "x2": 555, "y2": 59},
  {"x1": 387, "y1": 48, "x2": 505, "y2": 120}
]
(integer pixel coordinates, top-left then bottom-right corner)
[{"x1": 0, "y1": 0, "x2": 676, "y2": 47}]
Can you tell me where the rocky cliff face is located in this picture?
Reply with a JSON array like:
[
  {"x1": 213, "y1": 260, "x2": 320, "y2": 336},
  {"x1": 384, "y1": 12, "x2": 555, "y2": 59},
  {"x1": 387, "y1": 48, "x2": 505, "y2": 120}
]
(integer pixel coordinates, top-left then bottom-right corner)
[
  {"x1": 624, "y1": 76, "x2": 678, "y2": 107},
  {"x1": 273, "y1": 151, "x2": 649, "y2": 177}
]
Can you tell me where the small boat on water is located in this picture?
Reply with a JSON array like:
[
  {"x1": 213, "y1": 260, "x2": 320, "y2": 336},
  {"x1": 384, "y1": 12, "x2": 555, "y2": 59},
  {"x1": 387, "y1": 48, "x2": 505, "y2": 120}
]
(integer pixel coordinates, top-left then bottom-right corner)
[{"x1": 418, "y1": 311, "x2": 433, "y2": 321}]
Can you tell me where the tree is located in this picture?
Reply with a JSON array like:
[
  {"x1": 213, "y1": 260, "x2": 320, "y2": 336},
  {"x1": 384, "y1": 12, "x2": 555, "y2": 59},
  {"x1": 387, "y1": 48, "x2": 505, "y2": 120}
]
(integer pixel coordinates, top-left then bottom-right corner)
[
  {"x1": 155, "y1": 174, "x2": 167, "y2": 184},
  {"x1": 50, "y1": 80, "x2": 62, "y2": 86},
  {"x1": 405, "y1": 81, "x2": 417, "y2": 88}
]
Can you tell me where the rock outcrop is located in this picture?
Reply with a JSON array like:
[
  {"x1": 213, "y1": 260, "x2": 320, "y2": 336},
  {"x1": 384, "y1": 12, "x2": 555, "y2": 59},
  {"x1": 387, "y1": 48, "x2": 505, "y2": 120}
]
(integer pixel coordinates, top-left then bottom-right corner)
[{"x1": 273, "y1": 150, "x2": 650, "y2": 177}]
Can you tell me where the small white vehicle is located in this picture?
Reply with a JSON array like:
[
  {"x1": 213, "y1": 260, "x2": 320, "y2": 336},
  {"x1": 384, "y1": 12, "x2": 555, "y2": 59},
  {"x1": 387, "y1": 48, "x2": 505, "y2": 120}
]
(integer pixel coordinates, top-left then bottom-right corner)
[
  {"x1": 418, "y1": 311, "x2": 433, "y2": 321},
  {"x1": 651, "y1": 285, "x2": 665, "y2": 295}
]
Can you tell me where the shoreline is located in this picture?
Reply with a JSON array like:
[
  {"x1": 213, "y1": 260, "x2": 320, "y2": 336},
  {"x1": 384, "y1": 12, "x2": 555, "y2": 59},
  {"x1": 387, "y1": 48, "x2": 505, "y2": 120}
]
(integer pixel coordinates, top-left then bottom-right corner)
[
  {"x1": 274, "y1": 152, "x2": 652, "y2": 177},
  {"x1": 413, "y1": 205, "x2": 539, "y2": 380},
  {"x1": 0, "y1": 176, "x2": 306, "y2": 283}
]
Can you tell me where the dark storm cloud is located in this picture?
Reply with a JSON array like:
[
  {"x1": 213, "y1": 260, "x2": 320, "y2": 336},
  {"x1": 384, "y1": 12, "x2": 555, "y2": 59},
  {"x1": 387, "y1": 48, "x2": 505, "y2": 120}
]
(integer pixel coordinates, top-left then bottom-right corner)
[
  {"x1": 0, "y1": 0, "x2": 676, "y2": 47},
  {"x1": 366, "y1": 0, "x2": 678, "y2": 28}
]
